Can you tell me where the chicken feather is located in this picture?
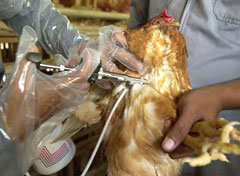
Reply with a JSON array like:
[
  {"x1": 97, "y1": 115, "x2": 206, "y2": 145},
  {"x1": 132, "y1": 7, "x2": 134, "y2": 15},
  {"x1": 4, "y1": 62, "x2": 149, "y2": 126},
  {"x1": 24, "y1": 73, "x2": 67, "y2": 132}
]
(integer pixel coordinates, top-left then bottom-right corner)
[
  {"x1": 101, "y1": 9, "x2": 240, "y2": 176},
  {"x1": 69, "y1": 9, "x2": 240, "y2": 176},
  {"x1": 102, "y1": 9, "x2": 190, "y2": 176}
]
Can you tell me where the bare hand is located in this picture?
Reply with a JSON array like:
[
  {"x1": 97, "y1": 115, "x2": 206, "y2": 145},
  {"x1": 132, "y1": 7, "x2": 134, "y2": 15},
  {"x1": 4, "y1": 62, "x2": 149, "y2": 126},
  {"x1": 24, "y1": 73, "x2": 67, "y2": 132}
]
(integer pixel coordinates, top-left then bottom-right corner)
[{"x1": 162, "y1": 86, "x2": 223, "y2": 154}]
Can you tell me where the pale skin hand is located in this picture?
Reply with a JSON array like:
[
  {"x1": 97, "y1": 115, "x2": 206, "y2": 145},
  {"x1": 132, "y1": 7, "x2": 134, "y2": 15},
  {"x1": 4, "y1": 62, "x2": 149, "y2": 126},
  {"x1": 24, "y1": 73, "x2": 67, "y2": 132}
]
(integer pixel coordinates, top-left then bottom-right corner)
[
  {"x1": 162, "y1": 80, "x2": 240, "y2": 158},
  {"x1": 101, "y1": 29, "x2": 145, "y2": 74},
  {"x1": 3, "y1": 48, "x2": 93, "y2": 141},
  {"x1": 74, "y1": 30, "x2": 145, "y2": 74},
  {"x1": 72, "y1": 30, "x2": 145, "y2": 89},
  {"x1": 4, "y1": 33, "x2": 145, "y2": 140}
]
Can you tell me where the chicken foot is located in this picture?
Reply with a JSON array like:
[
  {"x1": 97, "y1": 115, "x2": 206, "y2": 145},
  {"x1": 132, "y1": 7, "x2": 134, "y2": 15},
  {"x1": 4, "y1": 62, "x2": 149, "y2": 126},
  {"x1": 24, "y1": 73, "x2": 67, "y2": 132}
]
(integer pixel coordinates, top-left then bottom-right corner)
[{"x1": 182, "y1": 118, "x2": 240, "y2": 167}]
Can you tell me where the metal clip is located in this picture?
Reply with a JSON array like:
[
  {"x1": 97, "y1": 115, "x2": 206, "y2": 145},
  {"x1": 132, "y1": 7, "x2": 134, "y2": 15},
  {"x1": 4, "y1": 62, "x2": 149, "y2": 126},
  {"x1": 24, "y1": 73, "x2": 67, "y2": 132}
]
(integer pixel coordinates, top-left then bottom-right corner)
[{"x1": 97, "y1": 68, "x2": 148, "y2": 85}]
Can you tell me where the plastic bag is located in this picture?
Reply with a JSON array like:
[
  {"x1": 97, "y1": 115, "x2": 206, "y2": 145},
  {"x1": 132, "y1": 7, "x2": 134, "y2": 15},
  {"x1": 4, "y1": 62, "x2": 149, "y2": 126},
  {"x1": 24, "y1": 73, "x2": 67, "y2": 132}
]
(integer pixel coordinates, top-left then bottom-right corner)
[
  {"x1": 0, "y1": 26, "x2": 99, "y2": 174},
  {"x1": 98, "y1": 25, "x2": 145, "y2": 73}
]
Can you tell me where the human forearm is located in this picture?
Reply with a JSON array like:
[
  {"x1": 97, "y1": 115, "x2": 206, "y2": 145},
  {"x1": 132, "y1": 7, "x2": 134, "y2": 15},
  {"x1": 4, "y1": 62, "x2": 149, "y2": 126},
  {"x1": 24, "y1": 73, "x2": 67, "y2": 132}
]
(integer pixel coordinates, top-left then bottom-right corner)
[
  {"x1": 211, "y1": 79, "x2": 240, "y2": 110},
  {"x1": 162, "y1": 79, "x2": 240, "y2": 153}
]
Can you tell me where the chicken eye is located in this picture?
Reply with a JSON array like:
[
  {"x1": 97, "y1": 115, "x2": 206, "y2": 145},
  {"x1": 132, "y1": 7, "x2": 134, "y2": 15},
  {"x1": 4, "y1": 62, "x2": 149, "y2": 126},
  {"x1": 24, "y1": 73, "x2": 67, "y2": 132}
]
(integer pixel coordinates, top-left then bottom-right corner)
[{"x1": 156, "y1": 21, "x2": 161, "y2": 24}]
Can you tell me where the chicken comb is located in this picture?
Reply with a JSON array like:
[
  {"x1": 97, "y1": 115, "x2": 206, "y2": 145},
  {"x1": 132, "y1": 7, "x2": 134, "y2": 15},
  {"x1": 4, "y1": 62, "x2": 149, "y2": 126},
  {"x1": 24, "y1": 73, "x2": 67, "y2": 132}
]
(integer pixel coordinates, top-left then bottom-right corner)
[
  {"x1": 160, "y1": 8, "x2": 174, "y2": 21},
  {"x1": 152, "y1": 8, "x2": 174, "y2": 25}
]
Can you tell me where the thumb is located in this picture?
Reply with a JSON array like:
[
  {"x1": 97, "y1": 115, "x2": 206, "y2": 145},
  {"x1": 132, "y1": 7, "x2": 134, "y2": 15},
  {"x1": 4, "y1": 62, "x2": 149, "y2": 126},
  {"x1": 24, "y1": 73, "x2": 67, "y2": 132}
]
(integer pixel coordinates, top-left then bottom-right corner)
[
  {"x1": 162, "y1": 114, "x2": 195, "y2": 152},
  {"x1": 68, "y1": 59, "x2": 80, "y2": 68},
  {"x1": 112, "y1": 29, "x2": 128, "y2": 49}
]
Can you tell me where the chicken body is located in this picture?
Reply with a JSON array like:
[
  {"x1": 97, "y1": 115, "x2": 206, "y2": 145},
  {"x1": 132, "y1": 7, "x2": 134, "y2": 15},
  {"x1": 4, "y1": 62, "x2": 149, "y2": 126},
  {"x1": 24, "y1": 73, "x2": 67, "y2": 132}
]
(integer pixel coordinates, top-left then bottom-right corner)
[
  {"x1": 103, "y1": 12, "x2": 191, "y2": 176},
  {"x1": 97, "y1": 0, "x2": 130, "y2": 12},
  {"x1": 61, "y1": 10, "x2": 240, "y2": 175}
]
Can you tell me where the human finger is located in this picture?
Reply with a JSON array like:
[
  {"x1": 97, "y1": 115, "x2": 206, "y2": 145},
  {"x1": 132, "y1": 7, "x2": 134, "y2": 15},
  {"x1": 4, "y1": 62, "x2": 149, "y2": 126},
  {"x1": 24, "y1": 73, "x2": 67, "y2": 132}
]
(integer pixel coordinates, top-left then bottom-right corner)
[
  {"x1": 57, "y1": 48, "x2": 96, "y2": 88},
  {"x1": 101, "y1": 51, "x2": 123, "y2": 73},
  {"x1": 98, "y1": 25, "x2": 145, "y2": 74},
  {"x1": 111, "y1": 47, "x2": 145, "y2": 74},
  {"x1": 169, "y1": 144, "x2": 194, "y2": 159},
  {"x1": 68, "y1": 59, "x2": 80, "y2": 68},
  {"x1": 112, "y1": 30, "x2": 128, "y2": 49},
  {"x1": 162, "y1": 113, "x2": 196, "y2": 152},
  {"x1": 96, "y1": 79, "x2": 115, "y2": 89}
]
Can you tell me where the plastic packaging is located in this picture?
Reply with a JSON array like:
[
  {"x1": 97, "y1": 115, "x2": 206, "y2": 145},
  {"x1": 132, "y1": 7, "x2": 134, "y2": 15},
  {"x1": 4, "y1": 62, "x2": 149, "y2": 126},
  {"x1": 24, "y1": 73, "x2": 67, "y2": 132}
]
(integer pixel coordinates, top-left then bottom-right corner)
[{"x1": 0, "y1": 26, "x2": 99, "y2": 174}]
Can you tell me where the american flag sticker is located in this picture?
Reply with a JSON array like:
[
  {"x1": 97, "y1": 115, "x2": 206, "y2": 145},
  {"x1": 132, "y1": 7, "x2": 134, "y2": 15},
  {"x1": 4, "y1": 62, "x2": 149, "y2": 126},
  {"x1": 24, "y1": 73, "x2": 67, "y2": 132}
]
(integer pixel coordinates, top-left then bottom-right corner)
[{"x1": 37, "y1": 140, "x2": 71, "y2": 168}]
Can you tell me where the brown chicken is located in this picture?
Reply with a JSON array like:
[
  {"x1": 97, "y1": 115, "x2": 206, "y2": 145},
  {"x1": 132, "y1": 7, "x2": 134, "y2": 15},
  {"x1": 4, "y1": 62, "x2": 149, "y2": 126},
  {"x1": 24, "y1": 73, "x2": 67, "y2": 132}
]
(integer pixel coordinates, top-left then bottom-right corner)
[
  {"x1": 97, "y1": 0, "x2": 130, "y2": 13},
  {"x1": 101, "y1": 9, "x2": 240, "y2": 176},
  {"x1": 102, "y1": 9, "x2": 188, "y2": 176},
  {"x1": 53, "y1": 8, "x2": 240, "y2": 176}
]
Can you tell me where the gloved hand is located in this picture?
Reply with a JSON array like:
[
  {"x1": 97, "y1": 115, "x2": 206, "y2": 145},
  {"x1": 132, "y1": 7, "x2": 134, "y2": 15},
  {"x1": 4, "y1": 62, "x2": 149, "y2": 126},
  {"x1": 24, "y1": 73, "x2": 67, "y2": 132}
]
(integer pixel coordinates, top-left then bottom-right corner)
[
  {"x1": 97, "y1": 25, "x2": 145, "y2": 88},
  {"x1": 98, "y1": 25, "x2": 145, "y2": 73},
  {"x1": 68, "y1": 26, "x2": 145, "y2": 89},
  {"x1": 0, "y1": 26, "x2": 99, "y2": 141}
]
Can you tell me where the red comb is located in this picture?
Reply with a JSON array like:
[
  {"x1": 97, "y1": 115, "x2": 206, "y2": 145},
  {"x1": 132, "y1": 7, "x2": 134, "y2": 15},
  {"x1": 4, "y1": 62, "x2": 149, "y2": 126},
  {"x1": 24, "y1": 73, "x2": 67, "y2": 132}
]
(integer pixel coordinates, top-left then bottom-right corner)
[
  {"x1": 160, "y1": 8, "x2": 174, "y2": 21},
  {"x1": 151, "y1": 8, "x2": 174, "y2": 26}
]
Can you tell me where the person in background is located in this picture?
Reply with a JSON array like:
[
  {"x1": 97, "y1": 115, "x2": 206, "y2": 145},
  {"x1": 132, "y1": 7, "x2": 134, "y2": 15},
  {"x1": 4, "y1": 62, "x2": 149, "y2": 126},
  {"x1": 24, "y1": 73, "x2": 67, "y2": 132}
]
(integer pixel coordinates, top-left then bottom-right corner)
[
  {"x1": 0, "y1": 0, "x2": 145, "y2": 175},
  {"x1": 129, "y1": 0, "x2": 240, "y2": 176}
]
